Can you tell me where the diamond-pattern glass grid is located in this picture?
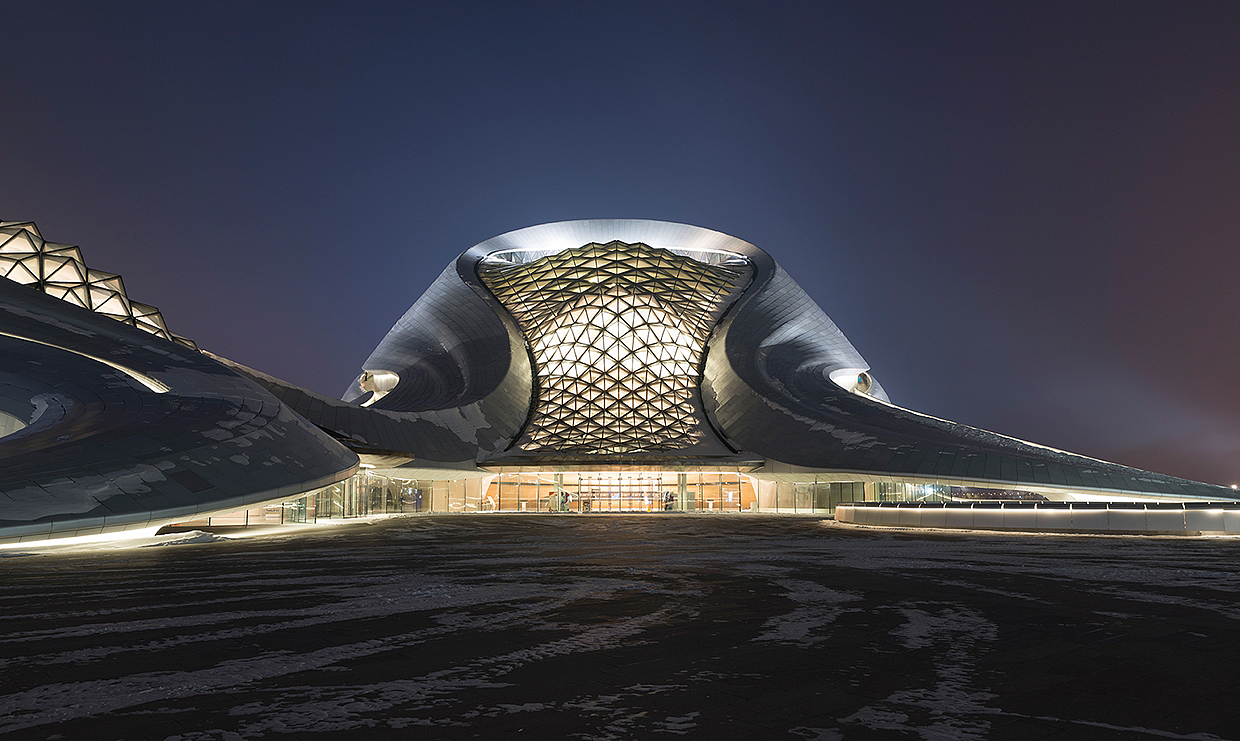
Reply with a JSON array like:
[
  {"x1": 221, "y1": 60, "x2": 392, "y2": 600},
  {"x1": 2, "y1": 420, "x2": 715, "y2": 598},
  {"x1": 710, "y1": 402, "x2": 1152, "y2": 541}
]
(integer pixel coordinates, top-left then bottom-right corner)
[
  {"x1": 0, "y1": 221, "x2": 192, "y2": 347},
  {"x1": 479, "y1": 241, "x2": 750, "y2": 454}
]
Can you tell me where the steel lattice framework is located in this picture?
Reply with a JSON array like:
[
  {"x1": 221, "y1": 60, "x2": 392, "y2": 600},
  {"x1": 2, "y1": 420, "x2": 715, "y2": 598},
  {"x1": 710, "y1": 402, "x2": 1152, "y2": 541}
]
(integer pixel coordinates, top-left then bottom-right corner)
[
  {"x1": 479, "y1": 241, "x2": 750, "y2": 454},
  {"x1": 0, "y1": 220, "x2": 194, "y2": 348}
]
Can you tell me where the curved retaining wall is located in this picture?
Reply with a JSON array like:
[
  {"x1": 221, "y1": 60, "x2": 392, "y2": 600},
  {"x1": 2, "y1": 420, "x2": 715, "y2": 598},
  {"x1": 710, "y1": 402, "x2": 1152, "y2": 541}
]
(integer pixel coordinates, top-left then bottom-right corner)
[{"x1": 835, "y1": 501, "x2": 1240, "y2": 534}]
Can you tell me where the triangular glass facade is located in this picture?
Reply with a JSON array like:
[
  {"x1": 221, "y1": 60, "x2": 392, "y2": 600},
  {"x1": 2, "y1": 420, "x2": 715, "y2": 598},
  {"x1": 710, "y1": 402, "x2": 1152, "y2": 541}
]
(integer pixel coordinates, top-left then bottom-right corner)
[{"x1": 0, "y1": 221, "x2": 194, "y2": 348}]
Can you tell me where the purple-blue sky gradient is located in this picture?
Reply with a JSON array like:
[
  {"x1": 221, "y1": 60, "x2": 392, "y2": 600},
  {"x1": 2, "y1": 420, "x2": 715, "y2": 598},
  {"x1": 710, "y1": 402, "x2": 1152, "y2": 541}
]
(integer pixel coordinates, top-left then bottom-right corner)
[{"x1": 3, "y1": 2, "x2": 1238, "y2": 484}]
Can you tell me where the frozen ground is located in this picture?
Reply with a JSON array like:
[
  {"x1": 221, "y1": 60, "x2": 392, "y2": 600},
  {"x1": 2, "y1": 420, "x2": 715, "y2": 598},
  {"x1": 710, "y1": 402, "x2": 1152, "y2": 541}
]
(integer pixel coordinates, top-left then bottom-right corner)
[{"x1": 1, "y1": 515, "x2": 1239, "y2": 740}]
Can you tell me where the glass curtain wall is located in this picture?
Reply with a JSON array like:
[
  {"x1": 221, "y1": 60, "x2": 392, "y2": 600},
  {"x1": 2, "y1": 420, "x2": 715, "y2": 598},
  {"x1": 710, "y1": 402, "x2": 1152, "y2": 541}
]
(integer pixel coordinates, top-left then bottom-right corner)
[
  {"x1": 874, "y1": 482, "x2": 951, "y2": 503},
  {"x1": 174, "y1": 470, "x2": 440, "y2": 528},
  {"x1": 177, "y1": 471, "x2": 987, "y2": 530},
  {"x1": 483, "y1": 472, "x2": 757, "y2": 512}
]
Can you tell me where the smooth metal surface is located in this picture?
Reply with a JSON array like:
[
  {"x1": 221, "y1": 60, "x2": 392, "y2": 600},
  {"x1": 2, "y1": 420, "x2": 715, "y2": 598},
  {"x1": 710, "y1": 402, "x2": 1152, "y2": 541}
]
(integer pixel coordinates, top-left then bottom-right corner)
[{"x1": 0, "y1": 278, "x2": 358, "y2": 542}]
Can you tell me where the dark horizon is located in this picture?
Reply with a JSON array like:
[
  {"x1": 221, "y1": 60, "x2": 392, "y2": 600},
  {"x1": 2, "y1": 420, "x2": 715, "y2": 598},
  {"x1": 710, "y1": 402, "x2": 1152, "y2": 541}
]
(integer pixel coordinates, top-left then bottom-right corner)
[{"x1": 3, "y1": 1, "x2": 1238, "y2": 485}]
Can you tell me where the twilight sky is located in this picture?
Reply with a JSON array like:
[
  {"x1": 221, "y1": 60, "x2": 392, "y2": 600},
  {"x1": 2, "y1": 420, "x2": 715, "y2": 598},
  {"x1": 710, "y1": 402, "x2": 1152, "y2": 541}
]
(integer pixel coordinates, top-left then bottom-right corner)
[{"x1": 3, "y1": 2, "x2": 1238, "y2": 485}]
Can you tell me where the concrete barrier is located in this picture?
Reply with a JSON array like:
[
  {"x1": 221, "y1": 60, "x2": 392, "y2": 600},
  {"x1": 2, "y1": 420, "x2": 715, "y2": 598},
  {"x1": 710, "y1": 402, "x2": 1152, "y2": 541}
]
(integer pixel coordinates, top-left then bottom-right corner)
[
  {"x1": 1070, "y1": 504, "x2": 1109, "y2": 531},
  {"x1": 896, "y1": 506, "x2": 921, "y2": 527},
  {"x1": 943, "y1": 504, "x2": 974, "y2": 529},
  {"x1": 1034, "y1": 504, "x2": 1074, "y2": 531},
  {"x1": 1107, "y1": 504, "x2": 1147, "y2": 531},
  {"x1": 921, "y1": 506, "x2": 947, "y2": 528},
  {"x1": 1145, "y1": 505, "x2": 1187, "y2": 533},
  {"x1": 1225, "y1": 510, "x2": 1240, "y2": 533},
  {"x1": 834, "y1": 501, "x2": 1240, "y2": 535},
  {"x1": 972, "y1": 503, "x2": 1005, "y2": 530}
]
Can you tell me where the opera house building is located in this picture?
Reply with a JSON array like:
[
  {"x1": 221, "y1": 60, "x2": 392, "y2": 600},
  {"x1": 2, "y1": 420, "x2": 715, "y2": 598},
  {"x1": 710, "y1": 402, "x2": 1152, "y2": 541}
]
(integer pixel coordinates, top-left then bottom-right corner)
[{"x1": 2, "y1": 218, "x2": 1237, "y2": 543}]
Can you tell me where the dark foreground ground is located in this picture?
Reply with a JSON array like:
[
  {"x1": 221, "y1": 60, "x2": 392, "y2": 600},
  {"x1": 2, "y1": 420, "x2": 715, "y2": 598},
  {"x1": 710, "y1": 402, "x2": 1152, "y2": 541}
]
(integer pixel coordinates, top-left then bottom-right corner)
[{"x1": 2, "y1": 515, "x2": 1240, "y2": 741}]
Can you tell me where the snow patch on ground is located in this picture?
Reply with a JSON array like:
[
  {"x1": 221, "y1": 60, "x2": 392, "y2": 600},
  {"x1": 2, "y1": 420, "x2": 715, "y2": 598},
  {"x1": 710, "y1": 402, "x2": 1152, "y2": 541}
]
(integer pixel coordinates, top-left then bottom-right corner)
[
  {"x1": 751, "y1": 572, "x2": 862, "y2": 646},
  {"x1": 141, "y1": 531, "x2": 232, "y2": 547},
  {"x1": 839, "y1": 602, "x2": 999, "y2": 741}
]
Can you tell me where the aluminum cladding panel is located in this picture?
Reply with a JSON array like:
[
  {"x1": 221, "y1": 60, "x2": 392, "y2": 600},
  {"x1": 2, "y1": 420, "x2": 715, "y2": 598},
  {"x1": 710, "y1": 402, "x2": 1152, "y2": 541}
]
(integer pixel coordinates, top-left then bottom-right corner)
[
  {"x1": 0, "y1": 278, "x2": 358, "y2": 541},
  {"x1": 341, "y1": 259, "x2": 532, "y2": 456},
  {"x1": 344, "y1": 262, "x2": 515, "y2": 411}
]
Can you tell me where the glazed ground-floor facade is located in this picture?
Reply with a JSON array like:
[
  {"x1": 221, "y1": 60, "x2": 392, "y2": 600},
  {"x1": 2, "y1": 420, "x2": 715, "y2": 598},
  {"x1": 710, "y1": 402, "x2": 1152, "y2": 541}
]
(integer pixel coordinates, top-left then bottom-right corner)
[
  {"x1": 168, "y1": 467, "x2": 1157, "y2": 530},
  {"x1": 170, "y1": 470, "x2": 867, "y2": 528}
]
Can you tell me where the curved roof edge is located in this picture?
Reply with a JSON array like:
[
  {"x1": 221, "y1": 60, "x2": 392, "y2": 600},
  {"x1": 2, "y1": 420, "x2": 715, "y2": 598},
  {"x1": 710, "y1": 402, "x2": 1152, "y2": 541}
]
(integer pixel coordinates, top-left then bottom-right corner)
[{"x1": 466, "y1": 219, "x2": 763, "y2": 260}]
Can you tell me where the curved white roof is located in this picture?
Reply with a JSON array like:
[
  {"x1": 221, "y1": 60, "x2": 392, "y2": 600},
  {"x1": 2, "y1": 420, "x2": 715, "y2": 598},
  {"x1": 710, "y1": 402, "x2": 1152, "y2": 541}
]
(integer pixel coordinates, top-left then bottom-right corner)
[{"x1": 473, "y1": 219, "x2": 760, "y2": 261}]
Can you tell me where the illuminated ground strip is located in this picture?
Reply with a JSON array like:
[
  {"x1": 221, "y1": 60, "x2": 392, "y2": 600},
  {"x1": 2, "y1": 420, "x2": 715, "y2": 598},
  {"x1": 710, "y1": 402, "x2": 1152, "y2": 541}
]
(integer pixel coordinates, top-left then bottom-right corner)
[{"x1": 480, "y1": 241, "x2": 750, "y2": 454}]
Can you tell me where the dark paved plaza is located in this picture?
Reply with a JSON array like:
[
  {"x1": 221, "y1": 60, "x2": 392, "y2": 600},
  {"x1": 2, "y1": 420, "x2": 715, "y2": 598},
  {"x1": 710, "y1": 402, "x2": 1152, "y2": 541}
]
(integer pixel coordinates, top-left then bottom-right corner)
[{"x1": 2, "y1": 515, "x2": 1240, "y2": 740}]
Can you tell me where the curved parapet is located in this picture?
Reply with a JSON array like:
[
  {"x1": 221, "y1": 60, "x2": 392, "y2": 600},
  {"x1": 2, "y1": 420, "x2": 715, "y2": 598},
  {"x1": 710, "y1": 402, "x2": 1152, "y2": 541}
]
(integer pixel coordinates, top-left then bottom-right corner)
[
  {"x1": 0, "y1": 278, "x2": 358, "y2": 543},
  {"x1": 223, "y1": 354, "x2": 485, "y2": 465},
  {"x1": 344, "y1": 262, "x2": 514, "y2": 411}
]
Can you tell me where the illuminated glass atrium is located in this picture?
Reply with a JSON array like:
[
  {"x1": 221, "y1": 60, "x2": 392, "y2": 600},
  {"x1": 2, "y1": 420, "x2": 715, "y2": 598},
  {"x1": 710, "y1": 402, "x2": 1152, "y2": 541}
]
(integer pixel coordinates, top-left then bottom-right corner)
[{"x1": 479, "y1": 241, "x2": 751, "y2": 455}]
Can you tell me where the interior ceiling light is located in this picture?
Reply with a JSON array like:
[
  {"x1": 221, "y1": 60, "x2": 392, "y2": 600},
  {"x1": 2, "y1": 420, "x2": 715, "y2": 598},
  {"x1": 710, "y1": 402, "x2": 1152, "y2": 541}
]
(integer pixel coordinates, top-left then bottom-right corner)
[
  {"x1": 0, "y1": 220, "x2": 195, "y2": 348},
  {"x1": 480, "y1": 241, "x2": 751, "y2": 455}
]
